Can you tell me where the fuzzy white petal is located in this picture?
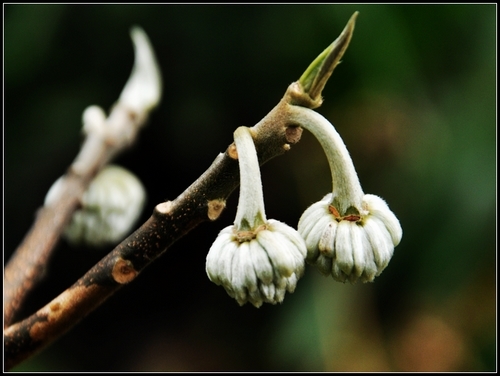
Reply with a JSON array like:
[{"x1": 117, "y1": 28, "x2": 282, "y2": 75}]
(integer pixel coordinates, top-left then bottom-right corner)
[
  {"x1": 248, "y1": 289, "x2": 264, "y2": 308},
  {"x1": 257, "y1": 230, "x2": 296, "y2": 278},
  {"x1": 303, "y1": 213, "x2": 333, "y2": 263},
  {"x1": 363, "y1": 194, "x2": 402, "y2": 246},
  {"x1": 220, "y1": 238, "x2": 238, "y2": 289},
  {"x1": 318, "y1": 220, "x2": 338, "y2": 258},
  {"x1": 260, "y1": 283, "x2": 276, "y2": 303},
  {"x1": 268, "y1": 224, "x2": 306, "y2": 278},
  {"x1": 334, "y1": 221, "x2": 354, "y2": 275},
  {"x1": 241, "y1": 242, "x2": 259, "y2": 294},
  {"x1": 332, "y1": 262, "x2": 348, "y2": 283},
  {"x1": 206, "y1": 232, "x2": 232, "y2": 284},
  {"x1": 269, "y1": 220, "x2": 307, "y2": 258},
  {"x1": 230, "y1": 245, "x2": 247, "y2": 304},
  {"x1": 274, "y1": 284, "x2": 286, "y2": 304},
  {"x1": 363, "y1": 216, "x2": 394, "y2": 271},
  {"x1": 316, "y1": 254, "x2": 333, "y2": 276},
  {"x1": 358, "y1": 228, "x2": 378, "y2": 282},
  {"x1": 298, "y1": 201, "x2": 329, "y2": 239},
  {"x1": 272, "y1": 232, "x2": 305, "y2": 278},
  {"x1": 224, "y1": 285, "x2": 236, "y2": 299},
  {"x1": 286, "y1": 273, "x2": 299, "y2": 293},
  {"x1": 349, "y1": 224, "x2": 367, "y2": 279},
  {"x1": 249, "y1": 240, "x2": 274, "y2": 285}
]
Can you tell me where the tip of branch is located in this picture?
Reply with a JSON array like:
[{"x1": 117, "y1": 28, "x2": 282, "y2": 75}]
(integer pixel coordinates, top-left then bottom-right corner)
[
  {"x1": 118, "y1": 26, "x2": 163, "y2": 114},
  {"x1": 297, "y1": 11, "x2": 358, "y2": 107}
]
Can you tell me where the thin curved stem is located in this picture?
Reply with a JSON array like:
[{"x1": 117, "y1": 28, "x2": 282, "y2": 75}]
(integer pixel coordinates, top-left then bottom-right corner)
[
  {"x1": 288, "y1": 105, "x2": 364, "y2": 215},
  {"x1": 233, "y1": 127, "x2": 267, "y2": 231}
]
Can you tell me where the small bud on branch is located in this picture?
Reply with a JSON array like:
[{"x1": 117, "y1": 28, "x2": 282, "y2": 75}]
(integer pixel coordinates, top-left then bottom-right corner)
[
  {"x1": 297, "y1": 11, "x2": 358, "y2": 108},
  {"x1": 4, "y1": 26, "x2": 162, "y2": 328}
]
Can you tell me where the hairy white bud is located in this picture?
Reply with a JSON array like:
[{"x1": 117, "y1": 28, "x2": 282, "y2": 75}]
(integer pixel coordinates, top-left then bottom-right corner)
[
  {"x1": 299, "y1": 192, "x2": 402, "y2": 283},
  {"x1": 206, "y1": 220, "x2": 306, "y2": 308},
  {"x1": 290, "y1": 105, "x2": 402, "y2": 283},
  {"x1": 118, "y1": 26, "x2": 162, "y2": 114},
  {"x1": 82, "y1": 105, "x2": 107, "y2": 136},
  {"x1": 206, "y1": 126, "x2": 307, "y2": 307},
  {"x1": 45, "y1": 165, "x2": 146, "y2": 247}
]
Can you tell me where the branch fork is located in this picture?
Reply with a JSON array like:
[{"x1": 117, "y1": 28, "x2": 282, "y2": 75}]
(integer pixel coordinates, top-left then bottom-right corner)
[{"x1": 4, "y1": 14, "x2": 359, "y2": 370}]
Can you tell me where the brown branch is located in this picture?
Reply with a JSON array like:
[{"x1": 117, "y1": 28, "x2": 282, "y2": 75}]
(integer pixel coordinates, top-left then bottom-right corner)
[
  {"x1": 4, "y1": 27, "x2": 162, "y2": 327},
  {"x1": 3, "y1": 107, "x2": 144, "y2": 327},
  {"x1": 4, "y1": 86, "x2": 305, "y2": 370},
  {"x1": 4, "y1": 13, "x2": 357, "y2": 370}
]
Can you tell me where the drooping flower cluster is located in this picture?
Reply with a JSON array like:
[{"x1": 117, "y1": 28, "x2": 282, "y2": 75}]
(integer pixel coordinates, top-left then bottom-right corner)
[
  {"x1": 205, "y1": 126, "x2": 307, "y2": 307},
  {"x1": 206, "y1": 11, "x2": 402, "y2": 308},
  {"x1": 298, "y1": 192, "x2": 401, "y2": 283},
  {"x1": 45, "y1": 164, "x2": 146, "y2": 247},
  {"x1": 289, "y1": 105, "x2": 402, "y2": 283},
  {"x1": 206, "y1": 219, "x2": 307, "y2": 307}
]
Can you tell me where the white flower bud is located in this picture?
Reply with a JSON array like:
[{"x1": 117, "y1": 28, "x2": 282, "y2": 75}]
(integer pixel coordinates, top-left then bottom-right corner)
[
  {"x1": 206, "y1": 126, "x2": 307, "y2": 307},
  {"x1": 298, "y1": 192, "x2": 402, "y2": 283},
  {"x1": 82, "y1": 105, "x2": 107, "y2": 136},
  {"x1": 118, "y1": 26, "x2": 162, "y2": 114},
  {"x1": 45, "y1": 165, "x2": 146, "y2": 248},
  {"x1": 206, "y1": 220, "x2": 306, "y2": 307},
  {"x1": 289, "y1": 105, "x2": 402, "y2": 283}
]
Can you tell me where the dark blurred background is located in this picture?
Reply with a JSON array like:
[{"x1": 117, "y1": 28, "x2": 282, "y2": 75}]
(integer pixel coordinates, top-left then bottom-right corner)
[{"x1": 4, "y1": 4, "x2": 496, "y2": 372}]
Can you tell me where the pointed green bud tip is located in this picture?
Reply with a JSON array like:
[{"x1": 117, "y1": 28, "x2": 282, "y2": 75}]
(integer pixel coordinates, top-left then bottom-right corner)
[{"x1": 298, "y1": 11, "x2": 359, "y2": 104}]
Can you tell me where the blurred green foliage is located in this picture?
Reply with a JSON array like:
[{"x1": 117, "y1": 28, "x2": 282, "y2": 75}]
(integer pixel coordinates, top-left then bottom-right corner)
[{"x1": 5, "y1": 4, "x2": 496, "y2": 372}]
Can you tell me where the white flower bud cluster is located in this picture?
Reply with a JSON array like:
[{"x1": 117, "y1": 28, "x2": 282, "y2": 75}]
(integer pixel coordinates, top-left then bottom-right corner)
[
  {"x1": 207, "y1": 52, "x2": 403, "y2": 301},
  {"x1": 206, "y1": 220, "x2": 306, "y2": 307},
  {"x1": 298, "y1": 192, "x2": 402, "y2": 283},
  {"x1": 45, "y1": 164, "x2": 146, "y2": 247},
  {"x1": 205, "y1": 126, "x2": 306, "y2": 307},
  {"x1": 289, "y1": 105, "x2": 403, "y2": 283}
]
